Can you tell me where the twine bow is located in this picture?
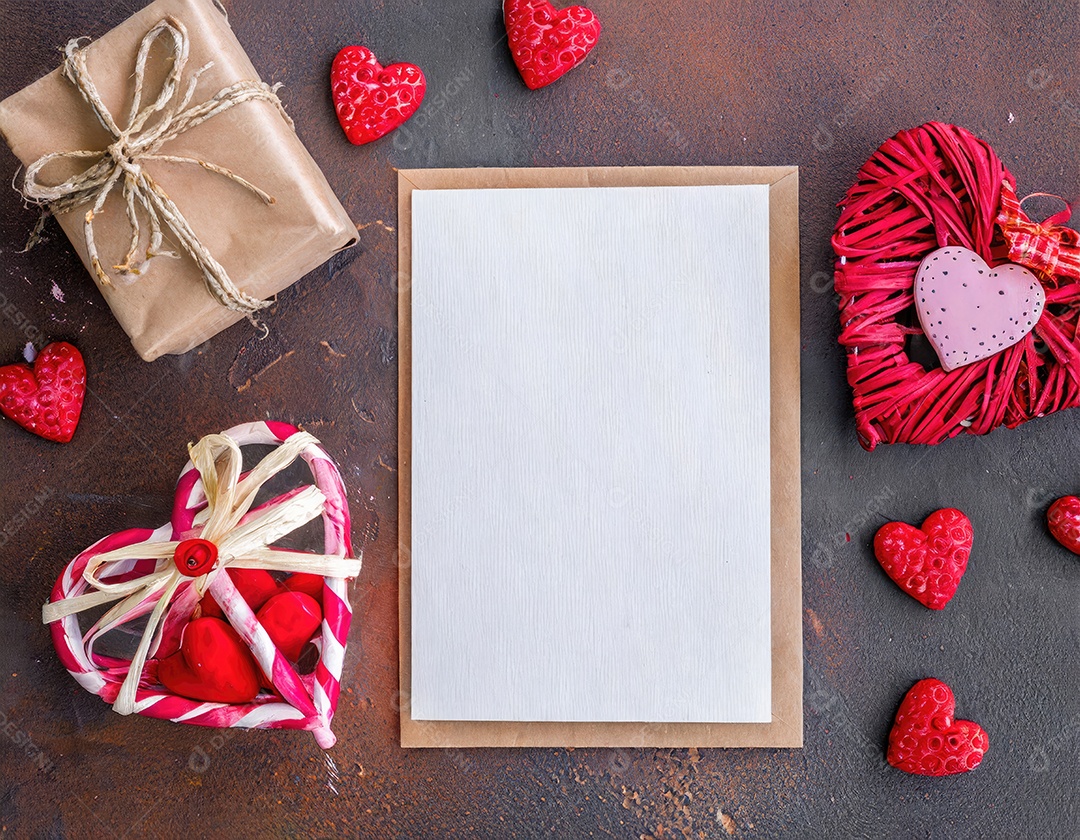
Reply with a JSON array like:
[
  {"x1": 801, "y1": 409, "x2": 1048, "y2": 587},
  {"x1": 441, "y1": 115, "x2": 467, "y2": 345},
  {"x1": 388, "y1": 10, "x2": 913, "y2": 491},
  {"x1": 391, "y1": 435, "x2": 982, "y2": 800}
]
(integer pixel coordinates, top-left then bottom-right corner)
[
  {"x1": 41, "y1": 431, "x2": 361, "y2": 716},
  {"x1": 19, "y1": 16, "x2": 289, "y2": 319},
  {"x1": 997, "y1": 181, "x2": 1080, "y2": 281}
]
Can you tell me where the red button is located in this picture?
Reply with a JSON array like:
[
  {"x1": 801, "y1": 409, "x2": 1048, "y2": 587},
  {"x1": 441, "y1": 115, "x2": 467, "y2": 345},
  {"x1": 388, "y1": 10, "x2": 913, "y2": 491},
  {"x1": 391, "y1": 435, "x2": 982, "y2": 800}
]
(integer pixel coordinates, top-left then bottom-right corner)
[{"x1": 174, "y1": 538, "x2": 219, "y2": 577}]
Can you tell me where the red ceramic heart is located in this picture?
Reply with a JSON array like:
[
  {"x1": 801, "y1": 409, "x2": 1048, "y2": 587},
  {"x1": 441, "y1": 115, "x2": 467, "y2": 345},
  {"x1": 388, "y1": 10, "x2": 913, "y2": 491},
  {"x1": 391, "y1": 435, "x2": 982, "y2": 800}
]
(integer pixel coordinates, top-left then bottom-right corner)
[
  {"x1": 887, "y1": 678, "x2": 988, "y2": 776},
  {"x1": 200, "y1": 568, "x2": 285, "y2": 619},
  {"x1": 256, "y1": 592, "x2": 322, "y2": 662},
  {"x1": 285, "y1": 571, "x2": 325, "y2": 604},
  {"x1": 0, "y1": 341, "x2": 85, "y2": 443},
  {"x1": 1047, "y1": 495, "x2": 1080, "y2": 554},
  {"x1": 331, "y1": 45, "x2": 425, "y2": 145},
  {"x1": 915, "y1": 247, "x2": 1045, "y2": 371},
  {"x1": 873, "y1": 508, "x2": 972, "y2": 610},
  {"x1": 158, "y1": 617, "x2": 261, "y2": 704},
  {"x1": 504, "y1": 0, "x2": 601, "y2": 90}
]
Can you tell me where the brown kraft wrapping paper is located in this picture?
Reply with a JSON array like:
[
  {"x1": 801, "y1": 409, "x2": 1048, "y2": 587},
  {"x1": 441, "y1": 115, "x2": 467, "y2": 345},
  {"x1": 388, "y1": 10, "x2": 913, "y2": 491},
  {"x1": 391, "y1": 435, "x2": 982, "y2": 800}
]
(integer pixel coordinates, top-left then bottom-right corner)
[
  {"x1": 0, "y1": 0, "x2": 356, "y2": 361},
  {"x1": 398, "y1": 166, "x2": 802, "y2": 748}
]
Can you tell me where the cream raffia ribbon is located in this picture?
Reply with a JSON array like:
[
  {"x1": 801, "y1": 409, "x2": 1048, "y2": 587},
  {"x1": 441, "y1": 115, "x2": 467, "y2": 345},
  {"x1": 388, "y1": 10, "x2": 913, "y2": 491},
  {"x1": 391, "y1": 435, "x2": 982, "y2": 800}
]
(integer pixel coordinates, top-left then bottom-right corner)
[
  {"x1": 19, "y1": 16, "x2": 289, "y2": 319},
  {"x1": 41, "y1": 431, "x2": 361, "y2": 716}
]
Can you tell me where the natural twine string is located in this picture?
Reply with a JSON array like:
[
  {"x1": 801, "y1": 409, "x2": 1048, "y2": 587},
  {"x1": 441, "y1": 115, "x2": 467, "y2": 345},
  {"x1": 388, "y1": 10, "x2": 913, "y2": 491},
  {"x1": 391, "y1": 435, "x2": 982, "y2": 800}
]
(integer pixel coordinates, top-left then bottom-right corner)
[
  {"x1": 41, "y1": 431, "x2": 361, "y2": 716},
  {"x1": 19, "y1": 16, "x2": 290, "y2": 320}
]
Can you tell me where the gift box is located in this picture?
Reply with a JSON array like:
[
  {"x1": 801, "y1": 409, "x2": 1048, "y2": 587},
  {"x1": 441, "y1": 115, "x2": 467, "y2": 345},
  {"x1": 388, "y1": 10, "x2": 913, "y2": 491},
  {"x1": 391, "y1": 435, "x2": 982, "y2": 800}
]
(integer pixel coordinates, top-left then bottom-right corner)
[
  {"x1": 0, "y1": 0, "x2": 356, "y2": 361},
  {"x1": 42, "y1": 421, "x2": 361, "y2": 747}
]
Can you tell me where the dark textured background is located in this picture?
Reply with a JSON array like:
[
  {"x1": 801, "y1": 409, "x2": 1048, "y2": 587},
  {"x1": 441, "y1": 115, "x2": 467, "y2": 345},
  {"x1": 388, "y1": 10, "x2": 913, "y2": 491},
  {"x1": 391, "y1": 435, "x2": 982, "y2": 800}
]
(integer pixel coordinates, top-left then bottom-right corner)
[{"x1": 0, "y1": 1, "x2": 1078, "y2": 837}]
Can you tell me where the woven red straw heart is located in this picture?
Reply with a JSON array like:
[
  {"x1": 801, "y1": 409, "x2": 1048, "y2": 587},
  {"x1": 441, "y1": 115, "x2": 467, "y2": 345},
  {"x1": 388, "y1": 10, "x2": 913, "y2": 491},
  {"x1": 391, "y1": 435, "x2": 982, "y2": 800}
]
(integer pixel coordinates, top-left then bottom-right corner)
[
  {"x1": 42, "y1": 421, "x2": 360, "y2": 748},
  {"x1": 833, "y1": 121, "x2": 1080, "y2": 450}
]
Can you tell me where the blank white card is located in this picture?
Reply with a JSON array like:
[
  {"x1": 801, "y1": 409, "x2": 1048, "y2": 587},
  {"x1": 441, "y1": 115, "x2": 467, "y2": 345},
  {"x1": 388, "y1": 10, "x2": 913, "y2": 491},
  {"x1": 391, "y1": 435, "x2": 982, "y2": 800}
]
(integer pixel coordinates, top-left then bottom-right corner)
[{"x1": 410, "y1": 184, "x2": 771, "y2": 723}]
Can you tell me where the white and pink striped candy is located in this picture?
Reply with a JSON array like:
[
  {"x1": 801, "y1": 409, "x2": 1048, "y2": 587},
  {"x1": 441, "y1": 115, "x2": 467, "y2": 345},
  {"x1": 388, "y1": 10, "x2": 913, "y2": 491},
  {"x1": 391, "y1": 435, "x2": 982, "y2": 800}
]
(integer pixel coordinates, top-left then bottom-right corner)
[{"x1": 45, "y1": 421, "x2": 357, "y2": 748}]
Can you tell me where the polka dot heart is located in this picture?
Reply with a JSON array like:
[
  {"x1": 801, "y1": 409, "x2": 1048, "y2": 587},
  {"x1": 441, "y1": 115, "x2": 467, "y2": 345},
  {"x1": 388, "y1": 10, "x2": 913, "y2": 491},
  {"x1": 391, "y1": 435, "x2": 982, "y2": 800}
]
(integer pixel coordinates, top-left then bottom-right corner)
[{"x1": 914, "y1": 246, "x2": 1045, "y2": 372}]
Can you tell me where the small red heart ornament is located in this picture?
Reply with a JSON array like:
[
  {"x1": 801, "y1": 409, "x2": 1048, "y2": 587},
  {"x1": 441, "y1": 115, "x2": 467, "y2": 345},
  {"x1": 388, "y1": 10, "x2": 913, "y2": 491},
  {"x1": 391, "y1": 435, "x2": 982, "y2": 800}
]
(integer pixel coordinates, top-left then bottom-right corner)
[
  {"x1": 873, "y1": 508, "x2": 972, "y2": 610},
  {"x1": 200, "y1": 568, "x2": 285, "y2": 619},
  {"x1": 0, "y1": 341, "x2": 85, "y2": 443},
  {"x1": 887, "y1": 678, "x2": 989, "y2": 776},
  {"x1": 158, "y1": 617, "x2": 261, "y2": 704},
  {"x1": 256, "y1": 592, "x2": 322, "y2": 661},
  {"x1": 285, "y1": 572, "x2": 325, "y2": 603},
  {"x1": 331, "y1": 45, "x2": 425, "y2": 145},
  {"x1": 504, "y1": 0, "x2": 601, "y2": 90},
  {"x1": 1047, "y1": 495, "x2": 1080, "y2": 554}
]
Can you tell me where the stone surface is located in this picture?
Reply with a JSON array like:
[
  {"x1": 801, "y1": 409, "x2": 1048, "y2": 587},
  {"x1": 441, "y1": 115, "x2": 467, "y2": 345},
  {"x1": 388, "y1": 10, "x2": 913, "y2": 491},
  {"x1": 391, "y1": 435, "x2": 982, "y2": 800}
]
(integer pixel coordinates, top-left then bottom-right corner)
[{"x1": 0, "y1": 0, "x2": 1077, "y2": 837}]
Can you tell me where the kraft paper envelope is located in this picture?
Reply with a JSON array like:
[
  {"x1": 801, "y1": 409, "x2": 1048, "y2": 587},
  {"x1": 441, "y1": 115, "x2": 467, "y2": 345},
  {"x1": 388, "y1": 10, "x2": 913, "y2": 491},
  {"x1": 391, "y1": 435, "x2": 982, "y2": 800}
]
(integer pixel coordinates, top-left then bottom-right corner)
[{"x1": 398, "y1": 166, "x2": 801, "y2": 748}]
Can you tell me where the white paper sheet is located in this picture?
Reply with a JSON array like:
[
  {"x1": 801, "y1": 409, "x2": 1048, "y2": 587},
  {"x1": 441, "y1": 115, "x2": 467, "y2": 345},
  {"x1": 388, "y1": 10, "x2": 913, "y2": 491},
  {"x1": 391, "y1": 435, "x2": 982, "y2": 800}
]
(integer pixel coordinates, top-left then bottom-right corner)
[{"x1": 410, "y1": 184, "x2": 772, "y2": 723}]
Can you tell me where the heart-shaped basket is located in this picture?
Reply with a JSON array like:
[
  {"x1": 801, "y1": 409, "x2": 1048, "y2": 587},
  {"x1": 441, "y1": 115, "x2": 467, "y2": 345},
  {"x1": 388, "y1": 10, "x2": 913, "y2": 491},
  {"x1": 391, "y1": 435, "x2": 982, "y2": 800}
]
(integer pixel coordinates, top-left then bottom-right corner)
[
  {"x1": 833, "y1": 121, "x2": 1080, "y2": 450},
  {"x1": 43, "y1": 421, "x2": 360, "y2": 747}
]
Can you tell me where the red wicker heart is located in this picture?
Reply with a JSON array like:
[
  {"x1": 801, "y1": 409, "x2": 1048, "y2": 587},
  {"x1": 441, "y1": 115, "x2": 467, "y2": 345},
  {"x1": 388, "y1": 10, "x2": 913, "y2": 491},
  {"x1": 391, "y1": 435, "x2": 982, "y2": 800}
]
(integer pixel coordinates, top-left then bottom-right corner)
[{"x1": 833, "y1": 122, "x2": 1080, "y2": 450}]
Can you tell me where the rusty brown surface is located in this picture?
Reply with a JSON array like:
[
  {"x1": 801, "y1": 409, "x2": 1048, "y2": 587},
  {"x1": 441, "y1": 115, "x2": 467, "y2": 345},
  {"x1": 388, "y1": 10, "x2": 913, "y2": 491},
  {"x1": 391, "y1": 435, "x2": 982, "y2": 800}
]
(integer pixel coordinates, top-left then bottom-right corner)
[{"x1": 0, "y1": 0, "x2": 1077, "y2": 837}]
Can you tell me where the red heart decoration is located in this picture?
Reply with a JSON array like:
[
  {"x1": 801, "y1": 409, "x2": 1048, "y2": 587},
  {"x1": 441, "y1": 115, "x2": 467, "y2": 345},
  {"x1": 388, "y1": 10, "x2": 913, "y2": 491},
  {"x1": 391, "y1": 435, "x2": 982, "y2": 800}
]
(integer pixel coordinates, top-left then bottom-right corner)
[
  {"x1": 1047, "y1": 495, "x2": 1080, "y2": 554},
  {"x1": 873, "y1": 508, "x2": 972, "y2": 610},
  {"x1": 834, "y1": 122, "x2": 1080, "y2": 449},
  {"x1": 887, "y1": 678, "x2": 989, "y2": 776},
  {"x1": 200, "y1": 568, "x2": 285, "y2": 620},
  {"x1": 256, "y1": 592, "x2": 322, "y2": 662},
  {"x1": 285, "y1": 571, "x2": 325, "y2": 603},
  {"x1": 504, "y1": 0, "x2": 601, "y2": 90},
  {"x1": 45, "y1": 422, "x2": 358, "y2": 747},
  {"x1": 0, "y1": 341, "x2": 85, "y2": 443},
  {"x1": 158, "y1": 617, "x2": 261, "y2": 704},
  {"x1": 331, "y1": 45, "x2": 425, "y2": 145}
]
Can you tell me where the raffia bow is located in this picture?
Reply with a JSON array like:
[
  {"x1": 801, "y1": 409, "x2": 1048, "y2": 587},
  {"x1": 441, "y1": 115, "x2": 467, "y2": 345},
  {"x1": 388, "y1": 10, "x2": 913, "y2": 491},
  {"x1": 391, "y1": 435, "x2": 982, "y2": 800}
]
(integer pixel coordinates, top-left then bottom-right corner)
[
  {"x1": 997, "y1": 181, "x2": 1080, "y2": 282},
  {"x1": 19, "y1": 16, "x2": 288, "y2": 319},
  {"x1": 41, "y1": 431, "x2": 361, "y2": 716}
]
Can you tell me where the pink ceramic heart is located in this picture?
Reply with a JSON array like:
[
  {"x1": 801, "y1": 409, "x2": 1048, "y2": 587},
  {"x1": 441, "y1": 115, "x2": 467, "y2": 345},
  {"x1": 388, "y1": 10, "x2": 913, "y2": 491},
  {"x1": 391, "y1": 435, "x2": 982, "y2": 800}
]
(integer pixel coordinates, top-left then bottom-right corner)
[{"x1": 915, "y1": 246, "x2": 1045, "y2": 371}]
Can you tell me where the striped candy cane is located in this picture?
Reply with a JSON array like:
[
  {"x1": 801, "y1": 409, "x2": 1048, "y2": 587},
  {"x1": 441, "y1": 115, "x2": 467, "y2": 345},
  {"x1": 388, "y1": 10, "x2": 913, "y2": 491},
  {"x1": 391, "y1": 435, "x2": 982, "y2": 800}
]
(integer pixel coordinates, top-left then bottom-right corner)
[{"x1": 45, "y1": 421, "x2": 358, "y2": 748}]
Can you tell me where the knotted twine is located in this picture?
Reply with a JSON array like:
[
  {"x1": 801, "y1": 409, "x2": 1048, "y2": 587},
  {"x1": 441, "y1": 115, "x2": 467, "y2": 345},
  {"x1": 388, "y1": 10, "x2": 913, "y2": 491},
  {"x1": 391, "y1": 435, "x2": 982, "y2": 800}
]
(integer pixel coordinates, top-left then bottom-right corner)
[
  {"x1": 19, "y1": 16, "x2": 288, "y2": 320},
  {"x1": 41, "y1": 431, "x2": 361, "y2": 716}
]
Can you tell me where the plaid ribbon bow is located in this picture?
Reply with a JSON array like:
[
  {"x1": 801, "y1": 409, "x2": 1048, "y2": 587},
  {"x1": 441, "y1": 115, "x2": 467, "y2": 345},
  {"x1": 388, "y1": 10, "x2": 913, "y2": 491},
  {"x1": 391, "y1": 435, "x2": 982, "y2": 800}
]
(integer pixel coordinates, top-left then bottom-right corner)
[{"x1": 997, "y1": 181, "x2": 1080, "y2": 280}]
